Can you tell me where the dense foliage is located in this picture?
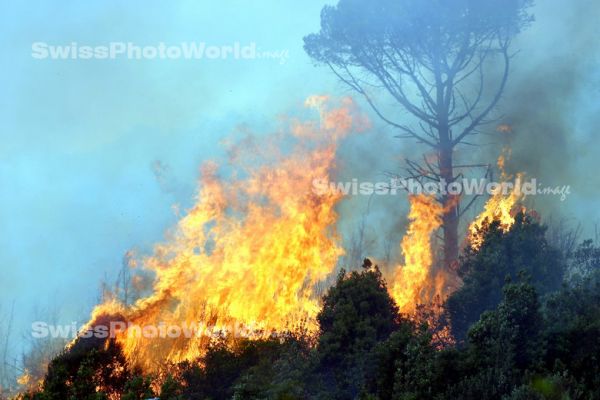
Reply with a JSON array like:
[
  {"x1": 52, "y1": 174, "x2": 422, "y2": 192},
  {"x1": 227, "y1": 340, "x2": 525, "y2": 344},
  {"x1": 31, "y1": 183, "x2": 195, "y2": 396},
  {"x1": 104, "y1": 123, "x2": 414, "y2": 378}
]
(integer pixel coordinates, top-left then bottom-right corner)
[
  {"x1": 18, "y1": 215, "x2": 600, "y2": 400},
  {"x1": 446, "y1": 214, "x2": 564, "y2": 342}
]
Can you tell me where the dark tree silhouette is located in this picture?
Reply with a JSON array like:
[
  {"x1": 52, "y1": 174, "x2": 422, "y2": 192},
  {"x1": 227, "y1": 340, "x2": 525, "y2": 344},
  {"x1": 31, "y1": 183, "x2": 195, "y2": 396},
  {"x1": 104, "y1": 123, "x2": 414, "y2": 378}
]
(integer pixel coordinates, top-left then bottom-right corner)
[
  {"x1": 446, "y1": 213, "x2": 564, "y2": 342},
  {"x1": 304, "y1": 0, "x2": 533, "y2": 268},
  {"x1": 316, "y1": 267, "x2": 399, "y2": 398}
]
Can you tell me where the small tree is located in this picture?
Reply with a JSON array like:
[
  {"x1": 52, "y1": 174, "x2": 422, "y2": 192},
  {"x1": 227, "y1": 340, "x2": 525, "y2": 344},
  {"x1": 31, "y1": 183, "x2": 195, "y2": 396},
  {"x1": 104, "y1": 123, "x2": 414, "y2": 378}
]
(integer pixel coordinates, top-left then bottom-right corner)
[
  {"x1": 368, "y1": 322, "x2": 437, "y2": 400},
  {"x1": 543, "y1": 254, "x2": 600, "y2": 396},
  {"x1": 468, "y1": 280, "x2": 543, "y2": 372},
  {"x1": 37, "y1": 339, "x2": 130, "y2": 400},
  {"x1": 121, "y1": 375, "x2": 154, "y2": 400},
  {"x1": 446, "y1": 213, "x2": 564, "y2": 341},
  {"x1": 442, "y1": 279, "x2": 543, "y2": 399},
  {"x1": 316, "y1": 265, "x2": 400, "y2": 398},
  {"x1": 159, "y1": 375, "x2": 183, "y2": 400}
]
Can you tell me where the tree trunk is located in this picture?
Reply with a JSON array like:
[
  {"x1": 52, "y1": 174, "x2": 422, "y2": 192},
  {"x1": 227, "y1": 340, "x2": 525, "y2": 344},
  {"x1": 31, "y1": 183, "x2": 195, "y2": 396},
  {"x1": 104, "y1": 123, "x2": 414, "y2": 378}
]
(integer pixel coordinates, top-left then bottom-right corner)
[{"x1": 439, "y1": 136, "x2": 459, "y2": 270}]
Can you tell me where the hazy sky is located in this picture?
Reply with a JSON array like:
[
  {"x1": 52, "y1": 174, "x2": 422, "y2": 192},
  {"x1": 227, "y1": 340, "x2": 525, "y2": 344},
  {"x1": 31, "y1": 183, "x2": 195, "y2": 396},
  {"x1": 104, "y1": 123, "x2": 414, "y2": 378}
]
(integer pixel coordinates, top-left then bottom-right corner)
[
  {"x1": 1, "y1": 0, "x2": 599, "y2": 360},
  {"x1": 0, "y1": 0, "x2": 340, "y2": 354}
]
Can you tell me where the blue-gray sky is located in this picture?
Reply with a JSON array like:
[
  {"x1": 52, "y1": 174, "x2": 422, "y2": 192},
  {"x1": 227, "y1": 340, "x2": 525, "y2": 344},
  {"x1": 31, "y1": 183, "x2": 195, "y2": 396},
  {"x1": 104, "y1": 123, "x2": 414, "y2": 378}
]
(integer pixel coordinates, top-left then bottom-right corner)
[
  {"x1": 0, "y1": 0, "x2": 340, "y2": 355},
  {"x1": 1, "y1": 0, "x2": 599, "y2": 365}
]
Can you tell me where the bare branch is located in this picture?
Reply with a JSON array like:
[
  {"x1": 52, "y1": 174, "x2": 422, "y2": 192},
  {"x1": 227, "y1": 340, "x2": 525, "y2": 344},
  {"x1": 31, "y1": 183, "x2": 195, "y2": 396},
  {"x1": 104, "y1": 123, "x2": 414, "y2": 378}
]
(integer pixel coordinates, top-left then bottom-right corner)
[
  {"x1": 453, "y1": 41, "x2": 512, "y2": 146},
  {"x1": 328, "y1": 63, "x2": 439, "y2": 148}
]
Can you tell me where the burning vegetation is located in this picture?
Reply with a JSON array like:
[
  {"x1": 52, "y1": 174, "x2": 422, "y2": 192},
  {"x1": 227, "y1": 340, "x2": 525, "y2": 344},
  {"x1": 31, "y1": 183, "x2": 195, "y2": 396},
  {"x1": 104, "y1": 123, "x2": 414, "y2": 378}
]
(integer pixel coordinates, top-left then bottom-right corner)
[
  {"x1": 69, "y1": 96, "x2": 504, "y2": 375},
  {"x1": 72, "y1": 96, "x2": 359, "y2": 373},
  {"x1": 10, "y1": 0, "x2": 600, "y2": 398},
  {"x1": 390, "y1": 194, "x2": 444, "y2": 313},
  {"x1": 16, "y1": 96, "x2": 534, "y2": 397},
  {"x1": 468, "y1": 149, "x2": 527, "y2": 250},
  {"x1": 15, "y1": 96, "x2": 600, "y2": 400}
]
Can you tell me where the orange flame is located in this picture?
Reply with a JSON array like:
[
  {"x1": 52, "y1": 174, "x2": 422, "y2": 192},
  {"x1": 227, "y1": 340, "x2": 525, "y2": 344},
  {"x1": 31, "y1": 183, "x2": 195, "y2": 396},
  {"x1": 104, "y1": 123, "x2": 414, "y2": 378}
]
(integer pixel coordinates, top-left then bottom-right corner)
[
  {"x1": 16, "y1": 371, "x2": 40, "y2": 390},
  {"x1": 496, "y1": 124, "x2": 513, "y2": 133},
  {"x1": 390, "y1": 195, "x2": 444, "y2": 313},
  {"x1": 73, "y1": 96, "x2": 369, "y2": 372},
  {"x1": 468, "y1": 148, "x2": 525, "y2": 249},
  {"x1": 56, "y1": 96, "x2": 462, "y2": 379}
]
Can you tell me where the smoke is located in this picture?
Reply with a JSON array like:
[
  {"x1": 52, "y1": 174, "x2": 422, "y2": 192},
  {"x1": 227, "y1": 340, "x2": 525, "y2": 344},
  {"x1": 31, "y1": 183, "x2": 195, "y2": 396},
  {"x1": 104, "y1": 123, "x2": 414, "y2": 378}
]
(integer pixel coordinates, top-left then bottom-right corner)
[
  {"x1": 321, "y1": 0, "x2": 600, "y2": 266},
  {"x1": 494, "y1": 0, "x2": 600, "y2": 227},
  {"x1": 8, "y1": 0, "x2": 600, "y2": 392},
  {"x1": 334, "y1": 119, "x2": 411, "y2": 269}
]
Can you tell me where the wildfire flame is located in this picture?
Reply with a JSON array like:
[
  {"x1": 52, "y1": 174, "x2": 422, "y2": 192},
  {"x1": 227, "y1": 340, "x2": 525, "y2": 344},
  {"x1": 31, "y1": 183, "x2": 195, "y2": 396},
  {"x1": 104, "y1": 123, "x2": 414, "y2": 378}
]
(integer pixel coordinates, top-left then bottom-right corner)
[
  {"x1": 15, "y1": 92, "x2": 538, "y2": 395},
  {"x1": 390, "y1": 194, "x2": 444, "y2": 313},
  {"x1": 496, "y1": 124, "x2": 513, "y2": 133},
  {"x1": 46, "y1": 96, "x2": 456, "y2": 380},
  {"x1": 468, "y1": 148, "x2": 525, "y2": 249},
  {"x1": 72, "y1": 96, "x2": 372, "y2": 372}
]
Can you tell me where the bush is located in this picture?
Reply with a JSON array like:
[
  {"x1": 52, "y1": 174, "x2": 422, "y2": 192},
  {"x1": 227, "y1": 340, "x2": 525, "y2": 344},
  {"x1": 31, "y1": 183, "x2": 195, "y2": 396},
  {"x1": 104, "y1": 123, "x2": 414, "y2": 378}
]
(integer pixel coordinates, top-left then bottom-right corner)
[
  {"x1": 315, "y1": 266, "x2": 400, "y2": 399},
  {"x1": 447, "y1": 213, "x2": 564, "y2": 342}
]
